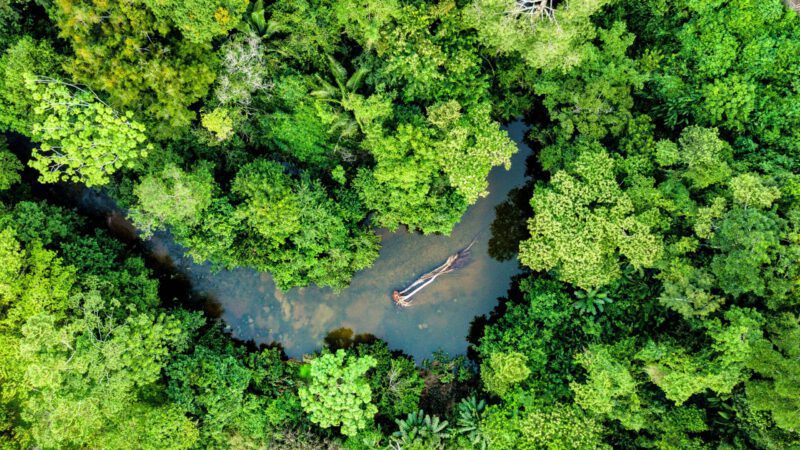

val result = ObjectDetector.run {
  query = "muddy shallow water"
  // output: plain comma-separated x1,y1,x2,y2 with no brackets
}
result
83,121,533,360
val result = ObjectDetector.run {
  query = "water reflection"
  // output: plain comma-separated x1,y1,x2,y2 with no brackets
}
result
487,182,533,262
323,328,378,351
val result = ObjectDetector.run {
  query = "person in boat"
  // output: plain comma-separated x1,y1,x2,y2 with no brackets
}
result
392,240,475,307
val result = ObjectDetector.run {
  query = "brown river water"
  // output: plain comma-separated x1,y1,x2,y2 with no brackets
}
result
81,121,533,360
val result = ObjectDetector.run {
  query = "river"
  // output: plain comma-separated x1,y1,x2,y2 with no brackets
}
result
78,121,533,361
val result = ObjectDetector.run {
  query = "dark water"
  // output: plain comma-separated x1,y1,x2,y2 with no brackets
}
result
85,121,533,360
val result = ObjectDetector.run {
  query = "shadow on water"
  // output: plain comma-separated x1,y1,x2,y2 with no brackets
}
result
465,272,531,361
147,243,225,320
323,328,378,352
27,183,228,322
30,120,536,362
75,191,227,319
487,181,534,262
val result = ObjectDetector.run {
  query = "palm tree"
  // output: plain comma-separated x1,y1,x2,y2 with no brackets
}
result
306,56,374,161
454,396,489,450
310,55,371,138
390,410,449,449
236,0,268,37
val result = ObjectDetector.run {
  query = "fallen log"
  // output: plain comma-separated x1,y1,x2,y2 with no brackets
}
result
392,240,476,307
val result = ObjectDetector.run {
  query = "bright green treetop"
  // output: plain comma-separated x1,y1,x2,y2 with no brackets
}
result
27,80,151,187
0,224,200,449
298,349,377,436
50,0,217,137
0,36,63,134
0,138,21,190
230,160,380,290
130,163,215,236
466,0,613,72
746,313,800,433
519,150,663,288
481,351,531,398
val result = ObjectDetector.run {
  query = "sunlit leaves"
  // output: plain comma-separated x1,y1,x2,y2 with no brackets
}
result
0,37,63,134
746,313,800,432
0,229,75,327
356,101,514,234
729,173,780,209
143,0,246,44
651,0,800,152
16,291,198,449
572,341,647,431
298,350,377,436
430,101,517,204
201,108,235,142
0,226,200,449
27,81,151,187
466,0,612,72
673,126,733,190
0,138,21,190
482,403,609,450
481,351,530,397
519,150,663,288
355,123,468,234
51,0,216,137
130,163,216,236
230,160,380,289
637,308,764,405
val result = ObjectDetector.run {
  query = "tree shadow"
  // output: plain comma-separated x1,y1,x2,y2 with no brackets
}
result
487,180,534,262
323,327,378,351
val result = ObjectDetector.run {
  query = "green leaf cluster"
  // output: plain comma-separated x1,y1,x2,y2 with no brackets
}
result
27,81,151,187
298,349,378,436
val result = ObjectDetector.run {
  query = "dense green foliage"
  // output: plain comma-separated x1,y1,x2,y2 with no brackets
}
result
28,80,152,186
298,349,377,436
0,194,435,448
1,0,799,448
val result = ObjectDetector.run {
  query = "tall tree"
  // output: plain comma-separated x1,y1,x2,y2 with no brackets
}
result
27,80,151,186
49,0,217,137
519,150,663,289
298,350,378,436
